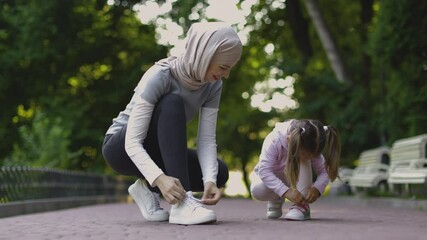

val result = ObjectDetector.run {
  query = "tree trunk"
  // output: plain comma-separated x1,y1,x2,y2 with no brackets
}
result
302,0,351,84
241,163,251,198
360,0,374,88
286,0,313,65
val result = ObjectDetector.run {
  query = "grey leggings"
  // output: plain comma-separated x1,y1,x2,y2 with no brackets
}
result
102,94,229,192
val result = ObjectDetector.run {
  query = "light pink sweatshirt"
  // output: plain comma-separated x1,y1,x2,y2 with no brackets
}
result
253,120,330,198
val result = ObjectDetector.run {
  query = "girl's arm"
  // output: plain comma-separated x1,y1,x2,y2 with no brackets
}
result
257,131,290,197
311,155,330,195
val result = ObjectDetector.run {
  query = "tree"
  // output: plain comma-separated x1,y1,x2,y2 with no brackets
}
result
370,0,427,143
1,0,166,171
239,0,379,167
2,0,426,196
302,0,351,84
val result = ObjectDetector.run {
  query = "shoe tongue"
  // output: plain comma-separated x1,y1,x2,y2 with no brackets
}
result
184,191,204,206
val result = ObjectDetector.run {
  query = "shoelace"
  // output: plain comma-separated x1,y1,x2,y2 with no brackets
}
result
183,194,204,209
153,193,163,210
143,187,163,213
290,204,309,213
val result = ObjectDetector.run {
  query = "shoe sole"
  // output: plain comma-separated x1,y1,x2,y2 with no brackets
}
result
169,214,217,225
284,217,310,221
284,215,311,221
266,212,283,219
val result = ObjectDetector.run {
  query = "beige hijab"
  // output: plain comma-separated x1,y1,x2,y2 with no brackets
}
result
156,22,243,91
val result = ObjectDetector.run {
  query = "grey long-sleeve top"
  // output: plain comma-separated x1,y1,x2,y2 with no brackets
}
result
106,64,222,186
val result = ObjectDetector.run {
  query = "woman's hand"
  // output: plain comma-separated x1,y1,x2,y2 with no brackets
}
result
201,181,221,205
306,187,320,203
153,174,186,204
283,188,307,205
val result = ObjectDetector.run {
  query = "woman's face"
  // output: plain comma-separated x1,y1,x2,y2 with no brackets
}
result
204,63,232,83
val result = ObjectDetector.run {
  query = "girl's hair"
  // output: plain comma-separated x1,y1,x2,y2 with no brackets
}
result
285,119,341,188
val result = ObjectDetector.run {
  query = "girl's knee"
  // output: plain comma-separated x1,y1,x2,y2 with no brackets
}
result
250,183,266,201
250,182,279,201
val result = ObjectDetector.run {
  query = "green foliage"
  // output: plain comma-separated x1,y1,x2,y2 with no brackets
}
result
239,0,377,168
0,0,166,169
370,0,427,143
4,112,81,169
1,0,425,188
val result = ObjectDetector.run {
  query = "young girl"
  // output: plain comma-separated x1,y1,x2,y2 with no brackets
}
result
102,22,242,225
250,119,340,221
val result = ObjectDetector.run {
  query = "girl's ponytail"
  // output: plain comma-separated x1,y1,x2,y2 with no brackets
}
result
286,119,341,186
323,125,341,182
286,127,303,189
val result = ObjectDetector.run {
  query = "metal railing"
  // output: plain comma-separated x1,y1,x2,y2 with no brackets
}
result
0,166,131,202
0,166,133,217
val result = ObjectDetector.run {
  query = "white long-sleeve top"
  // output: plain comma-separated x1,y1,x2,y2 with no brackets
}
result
106,65,222,186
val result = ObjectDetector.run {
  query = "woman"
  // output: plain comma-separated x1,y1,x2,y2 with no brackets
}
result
102,22,242,225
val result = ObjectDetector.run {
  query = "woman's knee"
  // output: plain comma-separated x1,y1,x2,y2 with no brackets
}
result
217,160,229,188
157,94,185,115
102,134,142,177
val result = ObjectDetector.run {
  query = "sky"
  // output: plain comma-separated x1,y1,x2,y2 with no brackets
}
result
131,0,256,56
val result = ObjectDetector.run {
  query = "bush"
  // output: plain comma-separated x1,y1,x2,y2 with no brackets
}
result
4,112,82,169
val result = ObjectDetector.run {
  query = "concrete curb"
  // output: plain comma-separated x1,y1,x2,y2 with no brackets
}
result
324,195,427,210
0,195,127,218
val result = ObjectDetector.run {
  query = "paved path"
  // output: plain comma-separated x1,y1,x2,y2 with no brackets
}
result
1,197,426,240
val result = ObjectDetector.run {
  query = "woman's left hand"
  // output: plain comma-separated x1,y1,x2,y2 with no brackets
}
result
201,181,221,205
306,187,321,203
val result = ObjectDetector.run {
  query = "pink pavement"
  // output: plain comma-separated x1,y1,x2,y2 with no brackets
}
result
0,197,426,240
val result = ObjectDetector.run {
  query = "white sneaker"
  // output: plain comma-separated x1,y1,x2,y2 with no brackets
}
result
284,204,311,221
169,191,217,225
266,200,283,219
128,179,169,222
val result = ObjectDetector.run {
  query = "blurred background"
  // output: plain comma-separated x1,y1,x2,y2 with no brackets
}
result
1,0,426,198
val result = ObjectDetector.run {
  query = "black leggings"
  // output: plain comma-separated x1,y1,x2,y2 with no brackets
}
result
102,94,229,192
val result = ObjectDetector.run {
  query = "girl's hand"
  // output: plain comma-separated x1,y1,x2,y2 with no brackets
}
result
283,188,307,205
154,174,186,204
201,181,221,205
306,187,320,203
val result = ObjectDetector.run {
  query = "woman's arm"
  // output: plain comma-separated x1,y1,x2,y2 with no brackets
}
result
125,96,186,204
124,96,164,186
196,107,219,185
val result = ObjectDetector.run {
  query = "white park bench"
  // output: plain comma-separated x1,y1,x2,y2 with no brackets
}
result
387,134,427,194
329,167,354,195
349,146,390,193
